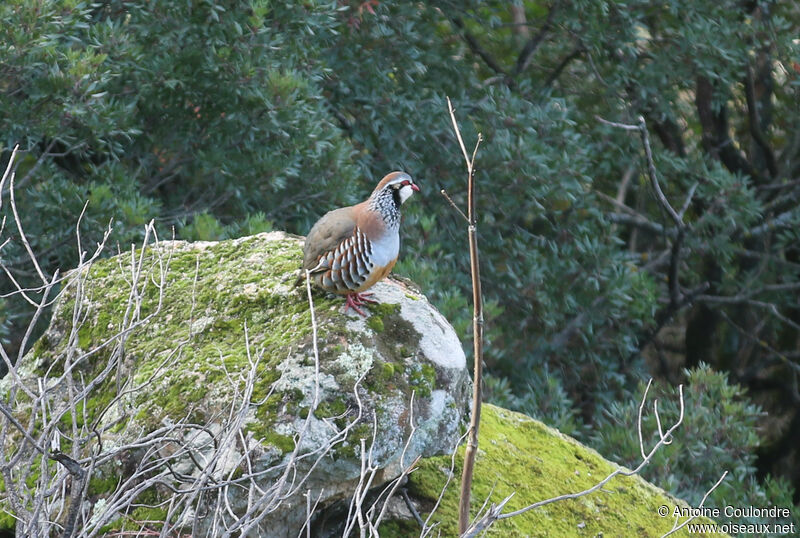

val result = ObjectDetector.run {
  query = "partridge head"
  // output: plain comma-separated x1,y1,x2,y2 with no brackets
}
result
301,171,420,316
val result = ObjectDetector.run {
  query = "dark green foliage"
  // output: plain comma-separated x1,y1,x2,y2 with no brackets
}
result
484,370,584,437
315,0,800,509
0,0,360,261
592,365,800,527
2,0,799,519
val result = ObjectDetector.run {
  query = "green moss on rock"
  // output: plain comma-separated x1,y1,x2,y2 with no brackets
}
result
88,474,119,496
365,303,401,334
366,315,384,333
408,363,436,398
261,431,296,453
315,399,347,419
339,422,376,459
0,511,15,531
29,234,333,447
0,475,14,530
370,302,401,318
389,404,719,537
103,505,168,533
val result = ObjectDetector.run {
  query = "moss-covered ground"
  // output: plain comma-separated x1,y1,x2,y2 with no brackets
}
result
387,404,719,537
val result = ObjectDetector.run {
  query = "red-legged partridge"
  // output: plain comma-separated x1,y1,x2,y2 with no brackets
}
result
302,171,420,316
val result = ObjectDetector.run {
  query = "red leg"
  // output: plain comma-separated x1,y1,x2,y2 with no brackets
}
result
343,292,381,316
344,293,367,316
353,291,378,304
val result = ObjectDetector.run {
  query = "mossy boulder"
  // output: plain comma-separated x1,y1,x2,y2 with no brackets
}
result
2,230,717,536
379,404,719,537
3,231,469,535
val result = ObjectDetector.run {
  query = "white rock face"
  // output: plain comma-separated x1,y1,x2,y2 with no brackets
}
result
347,280,467,371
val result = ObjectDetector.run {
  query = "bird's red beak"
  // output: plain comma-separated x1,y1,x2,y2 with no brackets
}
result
411,183,420,192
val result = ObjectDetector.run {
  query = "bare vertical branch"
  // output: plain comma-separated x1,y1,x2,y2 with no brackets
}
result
444,96,485,536
0,144,19,211
597,115,688,309
637,378,653,460
635,116,682,227
305,269,321,410
7,148,48,286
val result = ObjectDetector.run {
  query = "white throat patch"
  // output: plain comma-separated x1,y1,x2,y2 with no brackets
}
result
397,184,416,204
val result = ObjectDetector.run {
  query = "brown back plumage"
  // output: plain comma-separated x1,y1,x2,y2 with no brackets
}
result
302,203,362,272
300,171,418,296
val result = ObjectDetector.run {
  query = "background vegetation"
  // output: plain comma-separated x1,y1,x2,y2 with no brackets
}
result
2,0,799,521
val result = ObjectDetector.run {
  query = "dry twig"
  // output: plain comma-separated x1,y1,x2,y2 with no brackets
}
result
442,96,485,535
